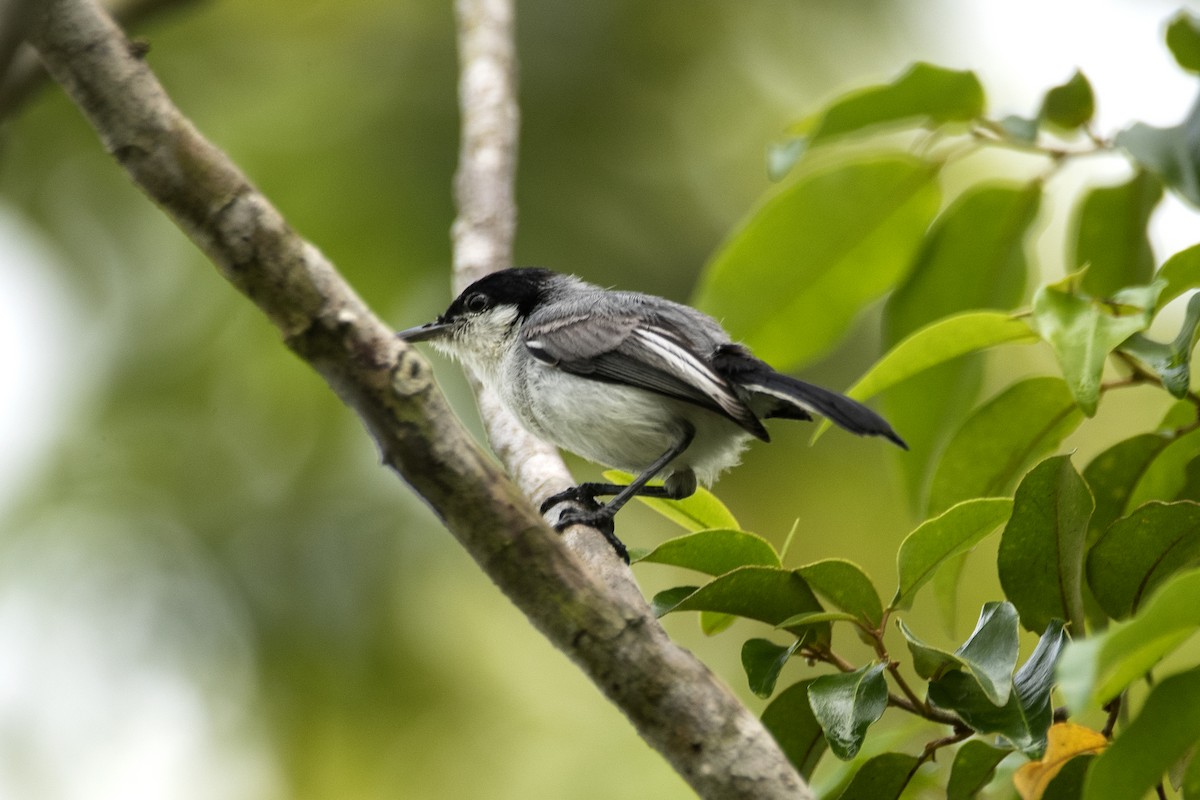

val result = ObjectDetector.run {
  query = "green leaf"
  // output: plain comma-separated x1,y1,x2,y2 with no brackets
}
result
812,311,1039,444
882,183,1041,504
1168,11,1200,74
633,528,780,574
833,752,921,800
1057,568,1200,712
796,559,883,627
998,455,1093,633
891,497,1014,611
1083,667,1200,800
900,601,1020,705
1040,70,1095,130
1120,292,1200,397
1083,433,1174,544
1127,427,1200,510
1044,755,1096,800
807,663,889,761
947,740,1012,800
852,312,1037,405
1116,92,1200,208
775,611,860,628
1031,275,1161,416
1000,114,1040,144
927,377,1084,515
653,566,828,638
1071,171,1161,297
1157,243,1200,310
930,619,1066,756
1071,170,1162,298
803,62,984,149
699,611,736,636
761,680,827,779
886,184,1041,342
651,586,699,617
695,155,940,371
1087,501,1200,619
742,638,801,699
604,470,741,532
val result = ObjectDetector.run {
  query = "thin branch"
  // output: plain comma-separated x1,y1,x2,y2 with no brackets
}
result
29,2,810,797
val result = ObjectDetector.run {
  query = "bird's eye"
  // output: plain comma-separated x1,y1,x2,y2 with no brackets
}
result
465,293,489,312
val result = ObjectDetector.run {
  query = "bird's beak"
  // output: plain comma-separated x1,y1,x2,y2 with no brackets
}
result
397,320,452,342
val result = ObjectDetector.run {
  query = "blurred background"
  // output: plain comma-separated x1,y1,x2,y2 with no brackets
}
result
0,0,1195,798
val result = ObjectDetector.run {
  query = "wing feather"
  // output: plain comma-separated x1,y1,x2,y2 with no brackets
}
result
522,307,766,439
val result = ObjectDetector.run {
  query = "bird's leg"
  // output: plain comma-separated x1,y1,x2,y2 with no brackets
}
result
541,425,696,563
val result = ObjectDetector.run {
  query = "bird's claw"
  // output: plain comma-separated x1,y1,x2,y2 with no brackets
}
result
546,502,629,564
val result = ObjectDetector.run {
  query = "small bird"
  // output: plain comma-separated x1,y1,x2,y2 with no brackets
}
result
399,268,905,561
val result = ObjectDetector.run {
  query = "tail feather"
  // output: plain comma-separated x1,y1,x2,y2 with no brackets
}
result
711,343,907,448
745,373,906,449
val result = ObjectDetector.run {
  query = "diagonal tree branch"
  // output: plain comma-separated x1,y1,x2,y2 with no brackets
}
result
27,1,810,797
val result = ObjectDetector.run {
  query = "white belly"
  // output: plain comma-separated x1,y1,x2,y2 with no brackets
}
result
503,356,752,487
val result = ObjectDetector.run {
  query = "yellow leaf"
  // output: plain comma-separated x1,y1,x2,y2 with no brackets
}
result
1014,722,1108,800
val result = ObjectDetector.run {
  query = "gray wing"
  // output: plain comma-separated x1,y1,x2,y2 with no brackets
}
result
521,295,768,439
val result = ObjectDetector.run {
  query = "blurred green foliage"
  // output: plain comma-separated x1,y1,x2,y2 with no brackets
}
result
14,1,1200,798
0,1,920,798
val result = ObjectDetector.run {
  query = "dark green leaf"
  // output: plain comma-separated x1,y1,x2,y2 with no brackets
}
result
695,156,940,371
1083,667,1200,800
892,497,1013,611
1120,292,1200,397
929,619,1065,756
775,610,860,628
1040,70,1095,130
947,740,1012,799
761,680,827,779
655,566,827,638
808,663,889,761
796,559,883,627
1168,11,1200,74
651,586,699,617
1031,275,1161,416
1043,754,1095,800
1116,92,1200,208
805,62,984,148
634,528,780,574
1070,170,1162,297
883,183,1041,502
900,601,1020,705
742,638,801,698
927,378,1084,515
1087,501,1200,619
1157,243,1200,310
834,752,921,800
605,470,741,532
998,455,1093,633
1058,569,1200,712
1083,433,1173,544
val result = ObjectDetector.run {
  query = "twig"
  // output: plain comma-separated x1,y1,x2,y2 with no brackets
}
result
29,1,810,797
1102,694,1122,739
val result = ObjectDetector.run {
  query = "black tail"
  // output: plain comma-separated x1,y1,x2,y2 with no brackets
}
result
713,346,906,449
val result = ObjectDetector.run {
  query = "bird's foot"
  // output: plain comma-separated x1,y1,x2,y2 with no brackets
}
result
539,484,602,515
554,506,628,564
